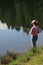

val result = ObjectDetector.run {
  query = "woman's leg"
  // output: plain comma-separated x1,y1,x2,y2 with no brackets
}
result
32,36,38,48
33,40,36,48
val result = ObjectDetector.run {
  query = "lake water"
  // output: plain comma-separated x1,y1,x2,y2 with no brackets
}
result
0,25,43,55
0,1,43,56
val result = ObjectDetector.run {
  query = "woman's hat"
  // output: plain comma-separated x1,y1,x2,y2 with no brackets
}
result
31,20,36,24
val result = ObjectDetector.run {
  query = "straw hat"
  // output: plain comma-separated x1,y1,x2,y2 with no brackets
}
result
31,20,36,24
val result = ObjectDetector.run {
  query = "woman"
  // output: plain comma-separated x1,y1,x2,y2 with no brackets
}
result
29,20,41,48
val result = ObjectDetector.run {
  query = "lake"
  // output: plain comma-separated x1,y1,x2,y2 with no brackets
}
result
0,22,43,55
0,1,43,56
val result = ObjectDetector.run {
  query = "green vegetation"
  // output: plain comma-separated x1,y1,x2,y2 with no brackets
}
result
0,46,43,65
0,0,43,29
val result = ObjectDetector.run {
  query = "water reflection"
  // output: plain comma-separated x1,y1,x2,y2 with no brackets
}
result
0,20,8,30
0,27,31,55
0,25,43,55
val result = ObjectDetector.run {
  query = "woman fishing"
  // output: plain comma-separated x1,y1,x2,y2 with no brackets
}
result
29,20,41,48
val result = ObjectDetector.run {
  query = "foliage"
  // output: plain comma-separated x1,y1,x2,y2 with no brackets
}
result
0,51,18,65
0,0,43,30
0,46,43,65
8,46,43,65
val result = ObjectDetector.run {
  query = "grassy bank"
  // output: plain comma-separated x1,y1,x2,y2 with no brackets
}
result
8,46,43,65
0,46,43,65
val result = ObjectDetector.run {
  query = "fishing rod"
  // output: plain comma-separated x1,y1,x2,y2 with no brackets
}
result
14,25,30,35
14,25,29,30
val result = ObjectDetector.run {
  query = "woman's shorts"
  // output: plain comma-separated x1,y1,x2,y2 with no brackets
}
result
32,35,38,43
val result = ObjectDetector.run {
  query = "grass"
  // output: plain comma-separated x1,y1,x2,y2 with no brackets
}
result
0,46,43,65
7,46,43,65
